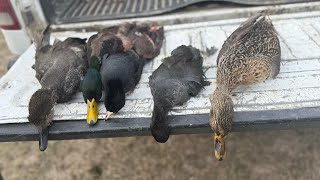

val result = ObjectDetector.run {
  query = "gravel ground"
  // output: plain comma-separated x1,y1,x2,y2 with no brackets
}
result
0,33,320,180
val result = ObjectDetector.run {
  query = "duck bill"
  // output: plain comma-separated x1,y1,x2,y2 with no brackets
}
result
86,99,98,126
39,128,49,151
214,134,226,161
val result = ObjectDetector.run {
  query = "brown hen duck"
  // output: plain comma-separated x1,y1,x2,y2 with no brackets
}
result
209,13,281,161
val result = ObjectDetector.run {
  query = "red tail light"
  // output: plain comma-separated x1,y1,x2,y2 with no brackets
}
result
0,0,20,30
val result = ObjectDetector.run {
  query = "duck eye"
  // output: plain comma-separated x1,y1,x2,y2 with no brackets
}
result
93,105,95,108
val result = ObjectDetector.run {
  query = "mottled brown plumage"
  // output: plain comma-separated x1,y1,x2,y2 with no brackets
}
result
209,13,281,160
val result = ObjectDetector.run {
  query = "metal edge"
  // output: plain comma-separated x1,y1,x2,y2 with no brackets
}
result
50,1,320,31
0,106,319,142
52,0,319,24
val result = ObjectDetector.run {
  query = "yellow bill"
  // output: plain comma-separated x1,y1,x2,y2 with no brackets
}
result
86,98,98,126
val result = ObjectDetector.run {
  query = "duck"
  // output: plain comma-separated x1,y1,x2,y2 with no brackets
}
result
85,23,164,120
126,23,164,60
149,45,208,143
100,48,145,120
92,23,164,60
209,12,281,161
82,34,124,126
28,26,87,151
80,56,102,126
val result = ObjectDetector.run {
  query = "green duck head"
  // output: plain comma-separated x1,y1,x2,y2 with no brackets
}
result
82,56,103,126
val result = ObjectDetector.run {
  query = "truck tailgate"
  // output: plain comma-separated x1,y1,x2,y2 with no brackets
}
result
0,11,320,141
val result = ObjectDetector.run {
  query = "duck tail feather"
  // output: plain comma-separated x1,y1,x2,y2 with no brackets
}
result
36,25,51,51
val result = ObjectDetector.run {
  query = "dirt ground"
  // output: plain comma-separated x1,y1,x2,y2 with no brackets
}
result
1,33,320,180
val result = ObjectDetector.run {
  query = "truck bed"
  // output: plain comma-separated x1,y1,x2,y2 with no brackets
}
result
0,11,320,141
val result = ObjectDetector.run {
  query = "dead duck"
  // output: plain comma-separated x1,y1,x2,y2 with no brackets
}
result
100,48,145,120
126,23,164,60
82,34,123,126
80,56,102,126
85,23,164,121
98,22,164,60
149,45,208,143
28,26,87,151
209,13,281,160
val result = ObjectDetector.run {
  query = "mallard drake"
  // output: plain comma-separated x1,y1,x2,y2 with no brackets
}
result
209,13,281,160
81,56,102,126
28,26,87,151
100,49,145,120
149,45,208,143
84,28,126,126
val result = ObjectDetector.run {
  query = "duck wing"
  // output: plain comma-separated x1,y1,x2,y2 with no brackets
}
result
150,45,205,105
217,13,264,64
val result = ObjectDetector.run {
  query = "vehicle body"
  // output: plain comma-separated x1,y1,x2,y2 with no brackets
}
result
0,0,320,141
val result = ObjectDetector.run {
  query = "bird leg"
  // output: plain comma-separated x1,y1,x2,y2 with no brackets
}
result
143,32,156,50
126,90,134,96
149,25,158,32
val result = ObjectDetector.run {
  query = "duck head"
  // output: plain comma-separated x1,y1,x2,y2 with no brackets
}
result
104,79,125,120
209,86,234,161
28,89,56,151
83,56,102,126
100,35,124,58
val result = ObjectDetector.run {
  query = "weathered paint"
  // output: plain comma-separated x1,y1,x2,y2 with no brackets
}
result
0,12,320,126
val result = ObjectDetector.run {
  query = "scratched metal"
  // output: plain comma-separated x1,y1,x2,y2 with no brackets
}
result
1,12,320,124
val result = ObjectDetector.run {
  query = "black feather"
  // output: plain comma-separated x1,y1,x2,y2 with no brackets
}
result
149,45,206,143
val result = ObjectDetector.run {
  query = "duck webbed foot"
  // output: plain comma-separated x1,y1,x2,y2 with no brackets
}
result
39,128,49,151
149,25,158,32
125,90,134,96
105,111,114,121
213,133,226,161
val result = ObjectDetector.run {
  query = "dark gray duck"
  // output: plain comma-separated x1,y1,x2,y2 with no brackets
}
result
149,45,208,143
100,48,145,120
28,26,87,151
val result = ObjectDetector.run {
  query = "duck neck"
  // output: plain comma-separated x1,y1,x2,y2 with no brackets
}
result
216,84,230,95
151,103,170,127
89,56,100,70
104,79,125,113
